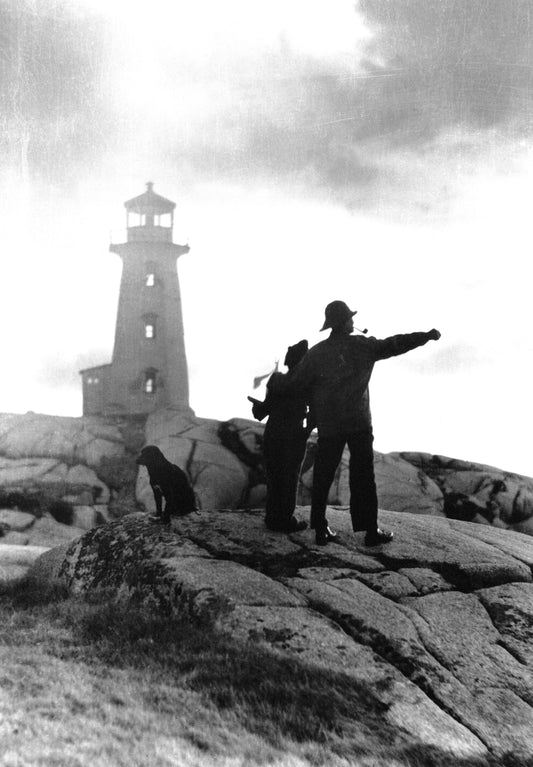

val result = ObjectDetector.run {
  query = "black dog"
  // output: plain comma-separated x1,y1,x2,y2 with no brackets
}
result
136,445,197,523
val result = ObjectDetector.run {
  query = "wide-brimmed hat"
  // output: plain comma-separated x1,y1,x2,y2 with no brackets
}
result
320,300,357,331
284,339,308,368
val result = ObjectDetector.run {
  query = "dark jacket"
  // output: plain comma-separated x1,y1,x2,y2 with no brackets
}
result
254,372,310,439
278,330,434,436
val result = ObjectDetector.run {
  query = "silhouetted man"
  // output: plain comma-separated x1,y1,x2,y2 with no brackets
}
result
274,301,441,546
249,340,311,533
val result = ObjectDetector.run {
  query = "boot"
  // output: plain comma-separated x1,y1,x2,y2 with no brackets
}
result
315,526,339,546
364,528,393,546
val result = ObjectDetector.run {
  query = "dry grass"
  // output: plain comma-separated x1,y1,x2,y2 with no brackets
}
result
0,579,518,767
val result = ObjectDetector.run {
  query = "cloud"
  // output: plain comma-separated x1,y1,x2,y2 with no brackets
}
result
3,0,532,213
359,0,533,136
152,0,533,211
0,1,112,186
400,343,489,375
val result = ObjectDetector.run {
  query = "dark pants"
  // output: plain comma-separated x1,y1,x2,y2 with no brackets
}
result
263,431,308,527
310,428,378,533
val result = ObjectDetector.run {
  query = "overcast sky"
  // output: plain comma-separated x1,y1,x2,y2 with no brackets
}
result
1,0,533,475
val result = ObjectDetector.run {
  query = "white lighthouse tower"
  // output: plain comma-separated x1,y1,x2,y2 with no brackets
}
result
80,182,193,416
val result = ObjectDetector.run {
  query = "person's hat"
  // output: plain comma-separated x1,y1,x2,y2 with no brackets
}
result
320,300,357,331
284,339,308,368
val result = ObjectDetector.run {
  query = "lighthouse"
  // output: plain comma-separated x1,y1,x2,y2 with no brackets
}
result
80,183,193,416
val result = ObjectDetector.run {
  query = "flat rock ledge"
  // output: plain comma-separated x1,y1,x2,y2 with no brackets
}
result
29,507,533,763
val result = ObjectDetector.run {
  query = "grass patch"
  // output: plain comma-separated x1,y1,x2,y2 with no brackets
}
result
74,597,388,745
0,581,517,767
1,575,71,608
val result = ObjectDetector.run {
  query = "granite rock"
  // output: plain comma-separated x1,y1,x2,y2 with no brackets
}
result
29,505,533,762
0,544,50,589
0,413,125,468
396,452,533,533
0,509,35,532
23,516,86,549
137,411,257,511
4,413,533,544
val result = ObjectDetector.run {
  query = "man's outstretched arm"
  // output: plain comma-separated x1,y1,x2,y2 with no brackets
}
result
368,329,441,361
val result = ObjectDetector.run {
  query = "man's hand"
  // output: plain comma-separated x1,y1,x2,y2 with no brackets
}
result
248,395,269,421
428,329,441,341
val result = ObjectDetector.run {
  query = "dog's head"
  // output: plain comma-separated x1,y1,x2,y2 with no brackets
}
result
136,445,166,468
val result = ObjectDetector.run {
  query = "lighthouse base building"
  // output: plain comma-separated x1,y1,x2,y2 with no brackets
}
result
80,183,194,417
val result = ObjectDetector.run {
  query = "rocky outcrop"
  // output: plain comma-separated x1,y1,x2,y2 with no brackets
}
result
297,443,445,516
0,413,141,547
141,410,448,516
0,410,268,547
0,413,126,467
0,413,134,519
29,506,533,762
395,452,533,534
0,506,87,551
0,457,110,503
136,411,264,512
1,411,533,547
142,410,533,536
0,544,50,589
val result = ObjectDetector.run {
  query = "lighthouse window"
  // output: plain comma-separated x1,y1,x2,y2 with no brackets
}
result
145,323,155,339
145,262,156,287
158,212,172,228
144,372,156,394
